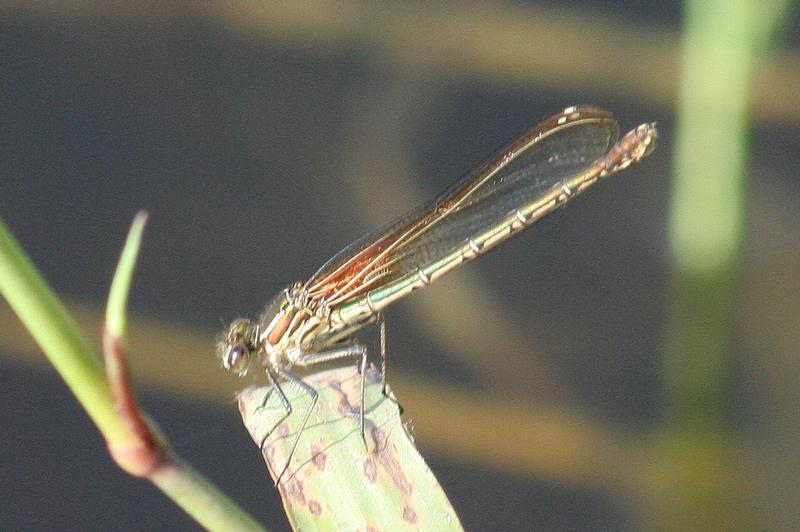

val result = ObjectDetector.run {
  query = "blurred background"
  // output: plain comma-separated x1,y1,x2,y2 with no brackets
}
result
1,1,799,530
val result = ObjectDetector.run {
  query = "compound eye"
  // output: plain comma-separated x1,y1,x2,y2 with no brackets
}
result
227,319,251,342
223,343,250,375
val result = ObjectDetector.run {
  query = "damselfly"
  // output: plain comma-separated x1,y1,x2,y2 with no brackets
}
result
218,106,657,482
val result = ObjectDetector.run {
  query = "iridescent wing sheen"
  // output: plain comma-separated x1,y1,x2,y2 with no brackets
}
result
305,106,652,311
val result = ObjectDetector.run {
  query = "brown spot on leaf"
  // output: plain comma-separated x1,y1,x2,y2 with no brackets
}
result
311,444,327,471
372,427,412,497
365,365,380,382
263,443,276,463
403,505,418,524
277,423,290,438
281,476,306,505
363,457,377,483
309,500,322,516
338,396,355,415
323,376,357,415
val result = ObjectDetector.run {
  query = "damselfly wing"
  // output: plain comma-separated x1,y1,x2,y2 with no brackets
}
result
218,106,657,483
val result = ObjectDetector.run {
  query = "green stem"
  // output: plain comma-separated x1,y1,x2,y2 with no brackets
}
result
667,0,792,430
0,218,123,438
658,0,793,528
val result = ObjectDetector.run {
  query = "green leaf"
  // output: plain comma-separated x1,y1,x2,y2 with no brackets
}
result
106,211,148,338
0,217,115,433
238,365,463,531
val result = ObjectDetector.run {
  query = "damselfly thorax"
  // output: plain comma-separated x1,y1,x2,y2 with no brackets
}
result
217,105,658,483
220,282,373,374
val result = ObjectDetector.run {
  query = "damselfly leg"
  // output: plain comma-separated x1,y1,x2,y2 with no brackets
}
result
257,368,318,485
297,344,369,444
259,344,369,484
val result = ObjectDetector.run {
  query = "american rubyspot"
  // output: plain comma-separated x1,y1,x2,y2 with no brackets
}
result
218,105,657,482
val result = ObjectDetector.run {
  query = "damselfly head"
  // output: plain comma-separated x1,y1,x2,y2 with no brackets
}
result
217,318,258,376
